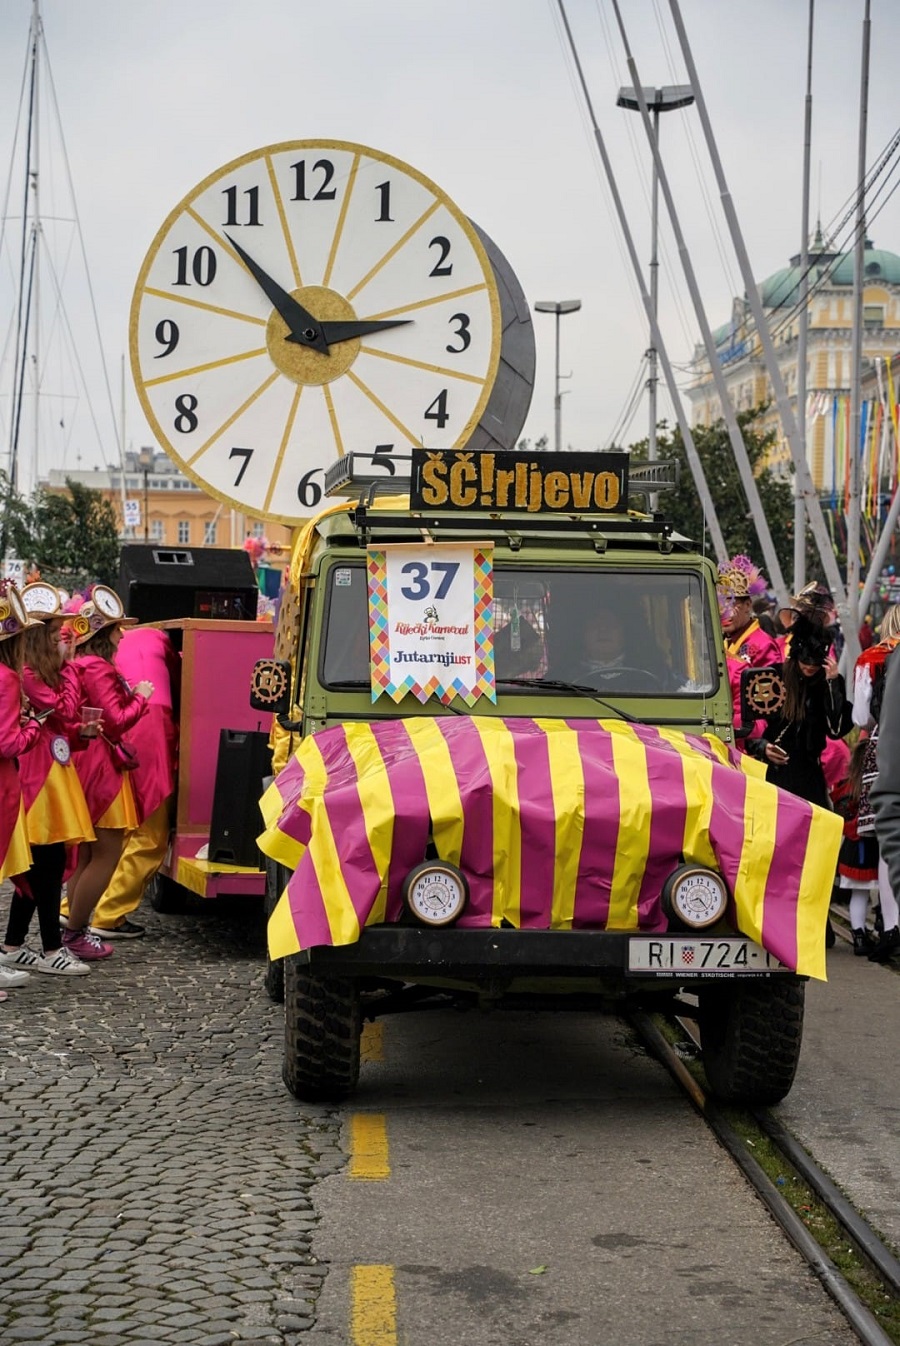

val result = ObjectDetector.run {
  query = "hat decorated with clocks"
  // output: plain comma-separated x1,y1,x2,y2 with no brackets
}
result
0,578,42,642
21,581,66,622
70,585,138,645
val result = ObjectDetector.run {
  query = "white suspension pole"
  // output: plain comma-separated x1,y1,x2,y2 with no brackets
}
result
846,0,872,671
555,0,728,562
666,0,847,619
794,0,815,595
610,0,788,604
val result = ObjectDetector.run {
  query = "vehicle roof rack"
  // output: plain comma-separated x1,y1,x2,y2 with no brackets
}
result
345,502,673,549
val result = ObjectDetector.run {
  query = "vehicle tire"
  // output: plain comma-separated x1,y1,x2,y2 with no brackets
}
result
263,859,287,1004
698,979,805,1106
146,872,188,914
283,959,361,1103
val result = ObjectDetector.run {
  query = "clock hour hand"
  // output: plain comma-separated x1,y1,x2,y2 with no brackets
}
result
224,233,328,354
318,318,413,345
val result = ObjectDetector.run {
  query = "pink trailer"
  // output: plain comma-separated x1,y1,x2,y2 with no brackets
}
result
156,618,273,903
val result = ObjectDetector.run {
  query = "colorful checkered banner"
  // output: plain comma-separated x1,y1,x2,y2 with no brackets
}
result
367,543,495,706
259,717,843,981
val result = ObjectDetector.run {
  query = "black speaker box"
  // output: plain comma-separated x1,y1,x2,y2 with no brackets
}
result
208,729,273,867
117,545,259,624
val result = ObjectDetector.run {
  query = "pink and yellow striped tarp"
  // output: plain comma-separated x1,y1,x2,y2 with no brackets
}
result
259,718,842,980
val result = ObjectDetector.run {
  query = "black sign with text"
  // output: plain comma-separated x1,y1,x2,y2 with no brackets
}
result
410,449,629,515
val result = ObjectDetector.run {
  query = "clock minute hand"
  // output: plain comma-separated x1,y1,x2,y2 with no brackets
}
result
319,318,413,345
224,233,328,354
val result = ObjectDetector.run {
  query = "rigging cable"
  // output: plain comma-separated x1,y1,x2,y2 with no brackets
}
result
591,0,697,358
40,25,126,499
650,0,741,302
604,355,648,447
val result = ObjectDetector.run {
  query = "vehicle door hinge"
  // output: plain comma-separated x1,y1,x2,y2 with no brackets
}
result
306,690,327,720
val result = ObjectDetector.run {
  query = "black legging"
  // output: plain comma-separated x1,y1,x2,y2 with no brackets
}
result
5,843,67,953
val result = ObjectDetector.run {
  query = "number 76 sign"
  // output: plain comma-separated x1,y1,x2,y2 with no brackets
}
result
367,544,495,705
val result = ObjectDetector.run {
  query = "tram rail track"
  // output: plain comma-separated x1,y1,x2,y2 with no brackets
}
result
630,1009,900,1346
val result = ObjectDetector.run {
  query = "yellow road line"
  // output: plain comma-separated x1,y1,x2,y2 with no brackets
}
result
360,1021,385,1062
351,1264,397,1345
349,1114,390,1180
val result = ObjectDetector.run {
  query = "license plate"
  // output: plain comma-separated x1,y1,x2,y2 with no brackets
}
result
628,936,788,977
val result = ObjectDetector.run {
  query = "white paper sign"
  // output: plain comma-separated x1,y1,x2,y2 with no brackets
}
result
2,557,25,583
123,499,141,528
368,543,495,706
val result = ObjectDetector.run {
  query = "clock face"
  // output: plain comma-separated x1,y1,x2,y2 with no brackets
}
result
130,140,504,525
91,585,123,619
21,582,61,618
670,869,727,929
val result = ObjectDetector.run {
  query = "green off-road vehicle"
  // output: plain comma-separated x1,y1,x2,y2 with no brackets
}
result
255,447,824,1107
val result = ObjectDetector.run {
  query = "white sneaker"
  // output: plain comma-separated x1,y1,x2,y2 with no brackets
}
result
0,966,30,987
34,948,90,977
0,945,39,969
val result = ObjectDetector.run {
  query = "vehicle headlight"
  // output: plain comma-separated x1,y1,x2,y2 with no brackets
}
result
662,864,729,930
402,861,469,927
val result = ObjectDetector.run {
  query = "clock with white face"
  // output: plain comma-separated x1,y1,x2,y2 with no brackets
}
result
130,140,504,524
91,584,124,619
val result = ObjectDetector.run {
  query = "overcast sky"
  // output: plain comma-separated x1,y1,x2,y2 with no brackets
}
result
1,0,898,498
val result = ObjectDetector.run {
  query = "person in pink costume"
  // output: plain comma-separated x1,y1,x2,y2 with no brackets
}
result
62,587,153,960
0,579,43,997
89,626,180,938
1,583,94,977
717,556,781,742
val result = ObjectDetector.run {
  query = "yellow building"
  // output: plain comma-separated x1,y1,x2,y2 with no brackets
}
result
45,450,293,558
687,234,900,490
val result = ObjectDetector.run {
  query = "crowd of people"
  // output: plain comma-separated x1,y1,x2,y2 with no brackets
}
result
720,557,900,964
0,578,177,1001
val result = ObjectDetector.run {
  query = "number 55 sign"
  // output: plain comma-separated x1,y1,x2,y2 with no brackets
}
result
367,544,495,705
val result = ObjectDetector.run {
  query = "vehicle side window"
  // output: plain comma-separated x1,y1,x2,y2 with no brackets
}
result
321,566,370,685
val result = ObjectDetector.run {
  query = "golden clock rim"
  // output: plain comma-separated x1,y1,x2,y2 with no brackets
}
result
129,138,503,525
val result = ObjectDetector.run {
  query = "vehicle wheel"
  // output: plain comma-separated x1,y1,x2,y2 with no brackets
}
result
283,959,361,1103
263,859,287,1004
146,872,188,914
698,979,805,1106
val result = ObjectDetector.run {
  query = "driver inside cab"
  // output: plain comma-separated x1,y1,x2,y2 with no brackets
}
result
572,608,660,692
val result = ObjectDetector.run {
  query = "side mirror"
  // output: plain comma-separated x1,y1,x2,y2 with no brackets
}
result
250,659,292,715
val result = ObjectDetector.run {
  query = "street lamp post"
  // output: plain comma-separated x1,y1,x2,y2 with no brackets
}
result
533,299,581,452
616,85,694,461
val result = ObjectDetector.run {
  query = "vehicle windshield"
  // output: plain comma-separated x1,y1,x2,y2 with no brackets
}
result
321,563,718,697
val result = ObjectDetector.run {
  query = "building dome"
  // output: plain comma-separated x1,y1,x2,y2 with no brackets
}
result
758,240,900,308
830,246,900,286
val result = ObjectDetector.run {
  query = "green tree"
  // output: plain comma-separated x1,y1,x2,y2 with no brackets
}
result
3,476,120,589
628,407,810,581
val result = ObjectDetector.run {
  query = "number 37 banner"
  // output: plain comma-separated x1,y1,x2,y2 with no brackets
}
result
367,544,495,706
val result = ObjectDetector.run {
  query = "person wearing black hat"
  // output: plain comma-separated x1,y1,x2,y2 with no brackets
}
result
745,614,853,808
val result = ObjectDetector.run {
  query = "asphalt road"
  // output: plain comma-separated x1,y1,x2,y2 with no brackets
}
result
2,884,884,1346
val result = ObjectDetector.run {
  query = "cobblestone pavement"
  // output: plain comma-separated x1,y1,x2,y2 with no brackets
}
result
0,884,345,1346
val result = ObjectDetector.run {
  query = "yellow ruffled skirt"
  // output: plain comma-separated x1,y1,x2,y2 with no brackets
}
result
95,773,140,831
25,760,96,847
0,796,33,882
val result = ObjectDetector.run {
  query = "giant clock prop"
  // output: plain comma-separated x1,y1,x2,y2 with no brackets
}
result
130,139,533,525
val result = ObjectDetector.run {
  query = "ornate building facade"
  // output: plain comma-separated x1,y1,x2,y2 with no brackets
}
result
687,234,900,491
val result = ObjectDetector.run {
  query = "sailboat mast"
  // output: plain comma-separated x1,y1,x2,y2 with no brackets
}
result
31,0,41,487
7,1,40,499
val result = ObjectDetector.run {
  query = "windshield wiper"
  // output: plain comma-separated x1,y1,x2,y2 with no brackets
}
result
495,677,644,724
